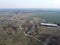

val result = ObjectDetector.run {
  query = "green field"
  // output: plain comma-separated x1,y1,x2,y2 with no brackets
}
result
31,12,60,23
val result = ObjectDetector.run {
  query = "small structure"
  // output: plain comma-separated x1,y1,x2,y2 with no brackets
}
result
41,23,58,27
29,20,34,24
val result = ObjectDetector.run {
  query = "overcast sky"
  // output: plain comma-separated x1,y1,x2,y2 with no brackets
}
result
0,0,60,9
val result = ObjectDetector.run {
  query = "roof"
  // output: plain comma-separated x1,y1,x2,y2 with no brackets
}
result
41,23,58,27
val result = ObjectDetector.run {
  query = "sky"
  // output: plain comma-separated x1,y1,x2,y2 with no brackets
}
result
0,0,60,9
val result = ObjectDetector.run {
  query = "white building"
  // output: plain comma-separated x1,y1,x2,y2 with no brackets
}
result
41,23,58,27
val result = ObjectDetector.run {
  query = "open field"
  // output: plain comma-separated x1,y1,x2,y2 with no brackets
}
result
0,9,60,45
30,12,60,23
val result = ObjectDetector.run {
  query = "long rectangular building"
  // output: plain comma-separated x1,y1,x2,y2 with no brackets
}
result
41,23,58,27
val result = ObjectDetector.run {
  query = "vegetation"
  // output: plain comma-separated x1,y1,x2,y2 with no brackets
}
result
30,12,60,23
0,9,60,45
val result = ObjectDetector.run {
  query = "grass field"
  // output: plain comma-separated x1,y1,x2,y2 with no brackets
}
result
31,12,60,23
